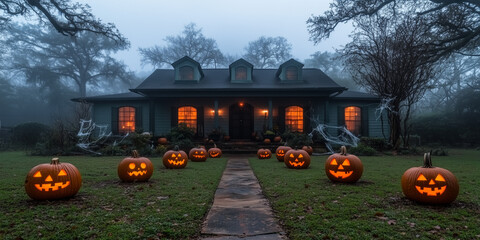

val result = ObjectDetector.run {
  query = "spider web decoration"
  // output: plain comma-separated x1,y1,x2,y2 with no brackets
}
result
309,124,360,154
375,97,396,120
76,119,112,154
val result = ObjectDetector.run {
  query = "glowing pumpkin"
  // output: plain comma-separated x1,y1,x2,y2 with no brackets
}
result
401,152,459,204
25,158,82,200
302,146,313,155
189,147,208,162
275,145,292,162
208,144,222,158
325,146,363,183
163,146,188,169
284,149,310,169
257,148,272,159
118,150,154,182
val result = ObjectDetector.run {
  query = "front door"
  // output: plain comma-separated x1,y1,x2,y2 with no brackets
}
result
229,103,254,139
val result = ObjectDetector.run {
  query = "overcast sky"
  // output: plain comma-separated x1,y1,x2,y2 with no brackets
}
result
78,0,352,72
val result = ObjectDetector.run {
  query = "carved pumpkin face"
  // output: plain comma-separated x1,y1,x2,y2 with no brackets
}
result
284,149,310,169
257,148,272,159
163,146,188,169
325,146,363,183
118,150,154,182
189,147,208,162
208,145,222,158
275,146,292,162
25,158,82,200
401,153,459,204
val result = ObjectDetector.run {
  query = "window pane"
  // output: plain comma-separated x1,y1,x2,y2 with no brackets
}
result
285,106,303,132
345,106,361,136
178,106,197,131
180,66,194,80
119,107,135,134
286,66,298,80
236,67,247,80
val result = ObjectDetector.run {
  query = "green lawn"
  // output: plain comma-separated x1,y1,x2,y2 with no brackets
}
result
0,152,227,239
249,149,480,240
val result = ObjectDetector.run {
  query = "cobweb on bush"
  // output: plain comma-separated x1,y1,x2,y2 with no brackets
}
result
77,119,111,154
309,124,360,154
375,97,396,120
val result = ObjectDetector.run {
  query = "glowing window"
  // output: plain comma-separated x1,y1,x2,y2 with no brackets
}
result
285,106,303,132
286,66,298,80
119,107,135,134
345,106,361,136
178,106,197,131
236,67,247,80
179,66,194,80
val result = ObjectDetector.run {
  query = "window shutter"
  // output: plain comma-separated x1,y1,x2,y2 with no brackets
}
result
171,106,178,128
197,106,204,137
135,106,143,132
361,106,369,137
278,106,285,133
111,107,119,135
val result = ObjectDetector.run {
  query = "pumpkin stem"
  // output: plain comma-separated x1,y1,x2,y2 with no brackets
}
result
51,158,60,165
132,150,139,158
214,143,217,148
174,145,180,151
423,152,433,168
339,146,347,155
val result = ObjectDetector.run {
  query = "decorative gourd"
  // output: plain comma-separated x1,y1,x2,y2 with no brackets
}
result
208,144,222,158
163,145,188,169
401,152,459,204
25,158,82,200
118,150,154,182
275,145,292,162
189,147,208,162
284,149,310,169
325,146,363,183
302,146,313,155
257,148,272,159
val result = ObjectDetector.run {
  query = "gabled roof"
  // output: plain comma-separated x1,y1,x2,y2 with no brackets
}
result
333,90,380,101
171,56,204,78
72,92,145,102
229,58,254,69
276,58,304,77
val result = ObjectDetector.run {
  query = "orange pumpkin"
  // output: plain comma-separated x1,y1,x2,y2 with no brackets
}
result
302,146,313,155
158,137,168,145
263,138,271,144
118,150,154,182
208,144,222,158
401,152,459,204
273,136,282,142
325,146,363,183
284,149,310,169
257,148,272,159
189,147,208,162
275,145,292,162
163,146,188,169
25,158,82,200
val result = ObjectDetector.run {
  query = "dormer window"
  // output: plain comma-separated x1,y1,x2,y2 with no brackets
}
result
235,67,247,80
286,66,298,80
180,66,194,80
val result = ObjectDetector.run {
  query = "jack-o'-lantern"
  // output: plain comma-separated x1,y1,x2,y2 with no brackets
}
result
25,158,82,200
118,150,154,182
275,145,292,162
325,146,363,183
302,146,313,155
401,152,459,204
284,149,310,169
257,148,272,159
163,146,188,169
189,147,208,162
208,144,222,158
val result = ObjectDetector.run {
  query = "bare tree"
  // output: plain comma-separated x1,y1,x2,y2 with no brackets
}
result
5,24,133,97
0,0,126,43
308,0,480,59
243,36,292,69
139,23,225,68
342,15,437,149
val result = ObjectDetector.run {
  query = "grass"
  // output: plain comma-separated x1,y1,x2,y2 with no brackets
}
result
0,152,227,239
249,149,480,240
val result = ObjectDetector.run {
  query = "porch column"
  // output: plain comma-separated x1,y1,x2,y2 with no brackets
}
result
268,99,273,129
214,99,219,128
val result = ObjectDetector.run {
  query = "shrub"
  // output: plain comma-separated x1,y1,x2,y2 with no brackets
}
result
12,122,51,149
281,130,313,148
360,137,387,151
349,144,376,156
167,123,194,152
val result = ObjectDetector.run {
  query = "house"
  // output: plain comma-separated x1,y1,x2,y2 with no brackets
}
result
74,56,388,141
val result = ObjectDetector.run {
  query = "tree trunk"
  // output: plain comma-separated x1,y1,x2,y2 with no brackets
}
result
388,106,402,150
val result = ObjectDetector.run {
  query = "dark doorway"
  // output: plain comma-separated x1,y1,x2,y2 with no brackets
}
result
229,103,254,139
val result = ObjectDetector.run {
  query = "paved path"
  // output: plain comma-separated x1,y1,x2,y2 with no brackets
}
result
201,157,286,240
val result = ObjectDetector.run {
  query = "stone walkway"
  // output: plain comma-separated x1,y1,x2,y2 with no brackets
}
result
201,156,286,240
